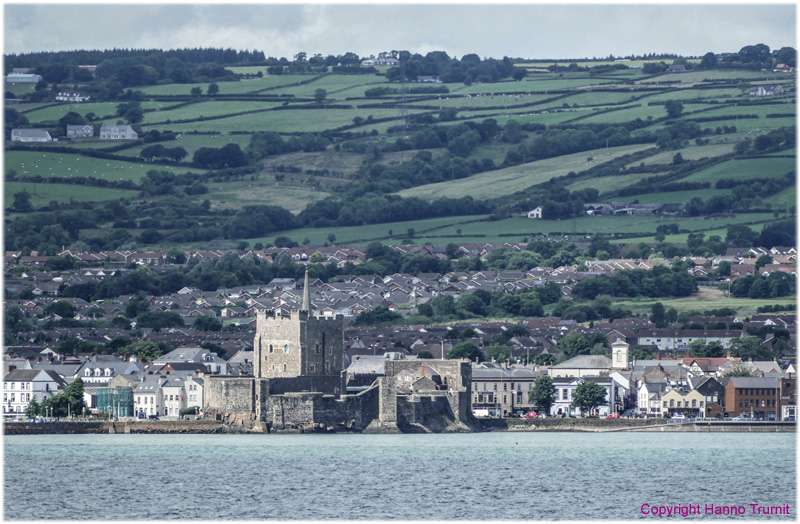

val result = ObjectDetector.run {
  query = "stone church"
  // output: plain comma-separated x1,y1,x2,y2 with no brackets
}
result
205,272,475,433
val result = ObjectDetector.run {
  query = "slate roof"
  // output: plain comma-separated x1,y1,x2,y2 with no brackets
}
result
550,355,612,369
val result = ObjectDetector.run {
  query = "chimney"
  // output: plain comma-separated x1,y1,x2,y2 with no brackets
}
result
726,351,731,359
657,352,661,360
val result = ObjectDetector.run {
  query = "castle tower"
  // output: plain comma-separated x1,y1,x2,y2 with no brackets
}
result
611,338,630,370
253,267,344,387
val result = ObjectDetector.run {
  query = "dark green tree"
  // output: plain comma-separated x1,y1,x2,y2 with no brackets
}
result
447,342,485,362
529,375,556,414
571,380,607,416
207,82,219,96
664,100,684,118
25,396,40,418
651,302,667,328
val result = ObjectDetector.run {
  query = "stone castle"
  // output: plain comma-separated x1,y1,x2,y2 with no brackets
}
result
205,272,475,433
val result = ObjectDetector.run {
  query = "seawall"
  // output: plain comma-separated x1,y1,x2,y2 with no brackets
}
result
4,419,795,435
3,420,226,435
480,418,796,432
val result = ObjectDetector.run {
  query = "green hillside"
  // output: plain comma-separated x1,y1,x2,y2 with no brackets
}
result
4,46,795,255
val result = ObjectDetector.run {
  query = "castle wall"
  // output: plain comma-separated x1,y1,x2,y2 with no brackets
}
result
262,387,379,431
253,310,344,383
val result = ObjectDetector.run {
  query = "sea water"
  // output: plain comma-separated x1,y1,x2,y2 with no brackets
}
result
3,432,795,520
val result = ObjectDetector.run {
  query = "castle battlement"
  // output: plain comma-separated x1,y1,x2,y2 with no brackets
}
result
256,309,344,322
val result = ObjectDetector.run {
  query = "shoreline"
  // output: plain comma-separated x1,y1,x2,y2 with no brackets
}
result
3,419,795,435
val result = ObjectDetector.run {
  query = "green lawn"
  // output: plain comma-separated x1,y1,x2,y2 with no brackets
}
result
396,144,655,201
5,181,139,207
5,150,206,183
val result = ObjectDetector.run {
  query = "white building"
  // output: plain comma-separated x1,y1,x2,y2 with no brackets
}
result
133,376,163,418
11,129,52,143
3,369,66,419
99,125,138,140
161,378,185,418
527,207,543,219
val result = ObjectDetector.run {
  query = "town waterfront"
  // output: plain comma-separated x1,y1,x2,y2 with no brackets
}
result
4,432,795,520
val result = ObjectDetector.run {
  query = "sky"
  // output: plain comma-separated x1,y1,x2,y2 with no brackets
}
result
2,2,797,60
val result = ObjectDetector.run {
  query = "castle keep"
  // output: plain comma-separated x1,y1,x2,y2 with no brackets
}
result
205,272,474,433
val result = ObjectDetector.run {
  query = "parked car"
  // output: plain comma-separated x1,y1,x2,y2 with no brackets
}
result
148,415,160,421
523,412,538,419
605,413,620,419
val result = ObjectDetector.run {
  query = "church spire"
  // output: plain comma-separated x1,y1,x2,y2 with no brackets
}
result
302,269,310,311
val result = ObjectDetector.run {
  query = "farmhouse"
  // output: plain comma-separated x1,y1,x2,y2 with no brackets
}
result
66,125,94,138
527,207,543,219
99,125,138,140
7,73,43,83
11,129,52,143
749,85,785,97
666,64,686,73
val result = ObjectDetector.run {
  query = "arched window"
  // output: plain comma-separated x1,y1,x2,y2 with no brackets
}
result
692,399,697,407
269,344,273,353
283,364,287,372
670,399,675,407
284,344,289,354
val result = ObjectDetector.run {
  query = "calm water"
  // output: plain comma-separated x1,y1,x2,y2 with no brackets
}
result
3,432,796,520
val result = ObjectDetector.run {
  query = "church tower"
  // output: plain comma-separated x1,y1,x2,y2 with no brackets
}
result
611,338,630,370
252,270,344,384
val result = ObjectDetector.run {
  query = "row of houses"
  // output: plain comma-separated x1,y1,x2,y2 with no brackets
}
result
9,125,138,143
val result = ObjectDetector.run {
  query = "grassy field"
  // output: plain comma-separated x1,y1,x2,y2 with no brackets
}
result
5,181,140,207
132,100,283,125
5,150,206,182
19,101,166,123
615,287,796,315
267,75,388,97
396,144,655,201
202,177,332,214
407,92,551,110
119,133,253,158
681,157,796,185
139,107,417,134
134,75,314,95
240,211,787,249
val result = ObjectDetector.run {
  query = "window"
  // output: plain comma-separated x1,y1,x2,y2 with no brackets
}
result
269,344,273,353
493,384,498,391
284,344,289,354
761,400,766,407
283,364,287,372
663,401,667,408
669,400,674,407
316,344,319,354
309,365,315,372
692,399,697,408
504,383,507,391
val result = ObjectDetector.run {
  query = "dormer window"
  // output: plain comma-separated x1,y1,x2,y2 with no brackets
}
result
105,369,112,377
85,369,91,377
